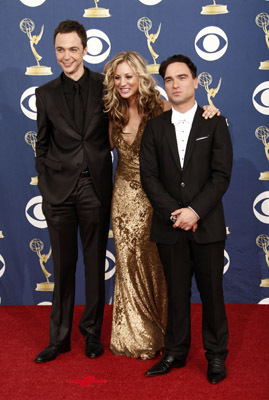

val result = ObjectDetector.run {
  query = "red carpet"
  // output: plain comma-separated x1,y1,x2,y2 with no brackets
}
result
0,304,268,400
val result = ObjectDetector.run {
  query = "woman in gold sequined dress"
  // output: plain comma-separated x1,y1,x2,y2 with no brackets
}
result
103,51,219,359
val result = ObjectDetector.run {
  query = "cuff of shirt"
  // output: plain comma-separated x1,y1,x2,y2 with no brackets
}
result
188,206,200,220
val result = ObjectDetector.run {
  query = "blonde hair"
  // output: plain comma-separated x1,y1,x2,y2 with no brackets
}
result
103,51,163,132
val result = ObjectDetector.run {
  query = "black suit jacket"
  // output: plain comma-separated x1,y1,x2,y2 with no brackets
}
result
35,68,112,207
140,106,233,245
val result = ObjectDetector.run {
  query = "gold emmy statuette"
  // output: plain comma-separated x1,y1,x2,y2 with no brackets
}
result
255,126,269,180
83,0,111,18
0,231,4,239
20,18,52,75
256,234,269,287
25,131,38,185
30,238,54,291
201,0,229,15
256,13,269,70
137,17,161,74
198,72,222,108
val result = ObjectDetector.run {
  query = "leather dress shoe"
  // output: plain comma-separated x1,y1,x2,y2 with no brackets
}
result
34,343,71,363
207,358,226,384
146,353,186,377
85,335,104,358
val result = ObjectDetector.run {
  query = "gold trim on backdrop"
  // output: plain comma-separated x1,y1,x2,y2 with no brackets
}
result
137,17,161,74
83,0,111,18
25,131,38,185
29,239,54,292
255,126,269,180
198,72,222,107
20,18,52,75
256,13,269,70
256,235,269,287
201,0,229,15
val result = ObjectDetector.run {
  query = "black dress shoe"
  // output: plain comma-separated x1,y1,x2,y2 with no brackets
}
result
207,358,226,384
146,353,186,377
85,335,104,358
34,343,71,363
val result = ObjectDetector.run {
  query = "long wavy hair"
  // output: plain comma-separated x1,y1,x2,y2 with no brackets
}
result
103,51,163,132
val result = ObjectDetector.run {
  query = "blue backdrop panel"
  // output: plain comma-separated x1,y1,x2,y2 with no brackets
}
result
0,0,269,305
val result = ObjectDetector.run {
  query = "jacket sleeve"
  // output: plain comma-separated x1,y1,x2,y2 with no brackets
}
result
35,88,51,174
189,116,233,219
140,120,180,222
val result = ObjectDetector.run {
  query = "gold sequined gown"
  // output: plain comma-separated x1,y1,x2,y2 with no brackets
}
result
110,125,167,358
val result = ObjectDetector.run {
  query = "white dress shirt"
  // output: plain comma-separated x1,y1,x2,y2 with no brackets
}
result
171,102,199,219
171,102,197,168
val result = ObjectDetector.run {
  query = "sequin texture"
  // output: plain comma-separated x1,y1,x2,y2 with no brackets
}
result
110,125,167,358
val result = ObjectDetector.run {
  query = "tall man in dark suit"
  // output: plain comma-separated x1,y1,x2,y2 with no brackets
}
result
34,20,112,363
140,54,233,383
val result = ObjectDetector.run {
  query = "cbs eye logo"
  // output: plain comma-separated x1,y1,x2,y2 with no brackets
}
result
138,0,163,4
105,250,115,280
195,26,228,61
0,255,6,279
25,196,47,229
252,82,269,116
253,191,269,224
84,29,111,64
20,87,37,120
224,250,230,274
20,0,46,6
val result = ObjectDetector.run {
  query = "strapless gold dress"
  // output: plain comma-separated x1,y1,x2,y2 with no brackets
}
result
110,126,167,358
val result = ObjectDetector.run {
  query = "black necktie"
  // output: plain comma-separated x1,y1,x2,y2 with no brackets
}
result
73,82,84,133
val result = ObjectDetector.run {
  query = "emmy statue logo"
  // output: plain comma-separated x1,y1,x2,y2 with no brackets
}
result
255,126,269,180
83,0,111,18
25,131,38,185
0,231,4,239
201,0,229,15
226,227,230,235
20,18,53,76
256,234,269,287
30,238,54,291
137,17,161,74
198,72,222,107
255,13,269,70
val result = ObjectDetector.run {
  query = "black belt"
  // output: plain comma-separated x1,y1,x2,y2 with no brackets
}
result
79,169,91,177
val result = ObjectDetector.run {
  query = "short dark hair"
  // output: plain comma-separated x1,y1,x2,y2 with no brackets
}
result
159,54,197,79
53,20,87,48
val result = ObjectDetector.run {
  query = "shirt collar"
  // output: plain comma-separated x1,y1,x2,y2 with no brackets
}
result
171,102,197,126
62,68,88,93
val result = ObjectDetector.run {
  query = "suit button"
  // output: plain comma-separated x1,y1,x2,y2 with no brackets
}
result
181,182,185,188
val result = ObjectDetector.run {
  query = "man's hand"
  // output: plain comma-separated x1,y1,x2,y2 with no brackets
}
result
171,208,199,231
202,105,221,119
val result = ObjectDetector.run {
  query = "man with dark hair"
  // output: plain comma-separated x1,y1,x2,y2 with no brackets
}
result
34,20,112,363
140,54,232,383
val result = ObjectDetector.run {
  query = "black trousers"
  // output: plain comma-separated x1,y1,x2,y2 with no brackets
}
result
42,176,110,347
157,231,229,361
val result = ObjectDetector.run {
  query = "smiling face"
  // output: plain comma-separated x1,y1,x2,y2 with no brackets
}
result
54,31,87,81
114,61,139,102
164,62,198,112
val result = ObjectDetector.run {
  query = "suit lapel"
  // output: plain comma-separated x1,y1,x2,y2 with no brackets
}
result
183,106,206,171
84,69,103,134
163,110,182,173
52,74,78,131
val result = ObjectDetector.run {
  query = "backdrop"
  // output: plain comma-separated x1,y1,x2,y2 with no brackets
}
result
0,0,269,306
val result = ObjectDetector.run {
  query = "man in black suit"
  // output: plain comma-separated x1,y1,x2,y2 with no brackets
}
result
140,54,233,383
34,20,112,363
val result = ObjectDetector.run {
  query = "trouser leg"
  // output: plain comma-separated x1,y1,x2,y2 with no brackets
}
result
42,198,78,347
191,240,229,361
